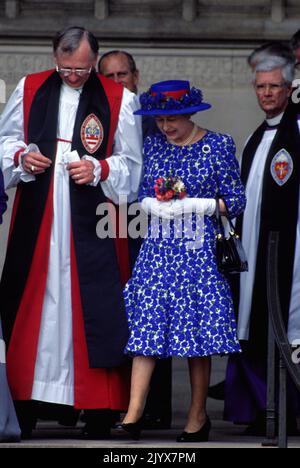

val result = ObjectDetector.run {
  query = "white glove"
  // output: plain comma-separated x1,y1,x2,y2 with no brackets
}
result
141,197,216,219
170,198,216,217
141,198,174,219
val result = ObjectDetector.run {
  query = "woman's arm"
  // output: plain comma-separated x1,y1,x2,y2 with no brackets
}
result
218,199,227,216
214,134,246,219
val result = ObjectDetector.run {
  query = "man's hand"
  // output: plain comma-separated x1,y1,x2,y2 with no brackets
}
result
23,151,52,175
68,160,95,185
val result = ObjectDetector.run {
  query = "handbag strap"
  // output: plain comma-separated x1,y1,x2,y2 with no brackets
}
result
215,197,225,237
215,197,236,235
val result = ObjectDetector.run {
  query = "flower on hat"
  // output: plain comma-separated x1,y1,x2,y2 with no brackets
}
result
140,87,203,113
134,80,211,115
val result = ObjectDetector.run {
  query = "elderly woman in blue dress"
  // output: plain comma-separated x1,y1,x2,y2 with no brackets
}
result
119,80,246,442
0,169,21,442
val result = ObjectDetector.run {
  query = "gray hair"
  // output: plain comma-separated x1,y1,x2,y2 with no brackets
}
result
248,41,294,68
254,56,295,84
53,26,99,58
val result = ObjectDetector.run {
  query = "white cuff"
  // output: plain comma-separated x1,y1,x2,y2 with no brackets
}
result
13,143,41,183
82,155,101,186
201,198,216,216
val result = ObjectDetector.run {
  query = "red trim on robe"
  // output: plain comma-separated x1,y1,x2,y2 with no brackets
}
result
23,70,55,145
8,70,55,241
99,159,110,182
7,176,54,399
13,148,24,168
71,231,130,409
57,137,72,144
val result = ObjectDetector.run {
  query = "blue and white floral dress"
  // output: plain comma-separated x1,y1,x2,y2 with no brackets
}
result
124,131,246,358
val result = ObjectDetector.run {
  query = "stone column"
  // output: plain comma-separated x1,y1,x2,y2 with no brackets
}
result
5,0,19,19
271,0,285,23
94,0,109,20
182,0,197,22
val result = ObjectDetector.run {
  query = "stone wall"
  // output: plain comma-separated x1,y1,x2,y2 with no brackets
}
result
0,43,264,154
0,44,263,149
0,1,299,40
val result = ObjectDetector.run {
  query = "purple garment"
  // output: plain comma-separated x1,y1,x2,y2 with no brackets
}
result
224,351,300,424
224,353,266,423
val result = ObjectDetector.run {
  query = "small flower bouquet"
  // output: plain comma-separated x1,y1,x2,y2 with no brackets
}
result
154,176,187,202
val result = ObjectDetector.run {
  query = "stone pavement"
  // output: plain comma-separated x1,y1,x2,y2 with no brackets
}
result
0,418,299,449
0,357,299,448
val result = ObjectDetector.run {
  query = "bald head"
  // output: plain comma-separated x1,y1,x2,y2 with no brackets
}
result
98,51,139,94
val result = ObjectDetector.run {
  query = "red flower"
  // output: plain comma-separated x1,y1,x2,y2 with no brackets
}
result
154,176,187,202
178,191,187,200
156,190,174,201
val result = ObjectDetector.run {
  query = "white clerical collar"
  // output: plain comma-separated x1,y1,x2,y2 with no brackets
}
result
62,82,83,94
266,112,284,127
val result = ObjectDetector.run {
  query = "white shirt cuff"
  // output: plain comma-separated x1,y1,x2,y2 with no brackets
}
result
13,143,40,183
82,155,102,186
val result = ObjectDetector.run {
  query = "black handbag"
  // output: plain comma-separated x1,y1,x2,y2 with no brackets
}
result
215,199,248,275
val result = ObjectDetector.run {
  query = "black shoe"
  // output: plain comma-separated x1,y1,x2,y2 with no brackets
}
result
207,381,225,400
14,401,37,440
116,418,143,441
176,417,211,443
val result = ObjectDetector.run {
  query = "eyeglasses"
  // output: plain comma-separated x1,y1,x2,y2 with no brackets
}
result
56,65,92,77
254,82,287,93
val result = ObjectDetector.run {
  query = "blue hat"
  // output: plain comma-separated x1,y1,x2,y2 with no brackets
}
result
134,80,211,116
